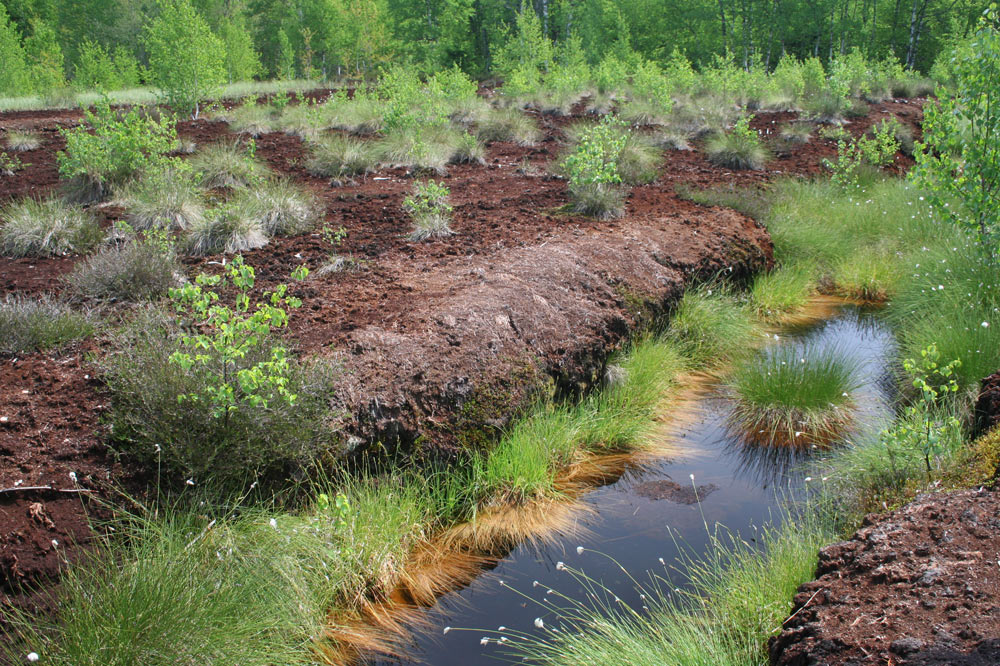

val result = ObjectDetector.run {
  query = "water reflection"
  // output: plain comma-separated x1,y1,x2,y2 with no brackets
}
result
366,305,897,666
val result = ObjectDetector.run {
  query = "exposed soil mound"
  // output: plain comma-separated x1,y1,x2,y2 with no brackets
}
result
769,488,1000,666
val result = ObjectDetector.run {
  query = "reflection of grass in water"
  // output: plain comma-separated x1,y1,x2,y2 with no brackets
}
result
726,342,863,448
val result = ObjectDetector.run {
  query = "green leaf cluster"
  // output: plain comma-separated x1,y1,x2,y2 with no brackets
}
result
57,98,178,189
167,256,309,419
563,114,629,189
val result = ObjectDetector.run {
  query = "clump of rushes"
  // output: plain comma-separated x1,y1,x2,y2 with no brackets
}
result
749,264,815,319
188,141,268,189
803,91,846,124
727,342,863,447
305,134,379,183
64,226,181,302
231,178,322,237
184,200,268,255
832,247,899,302
705,114,770,170
0,294,93,355
666,284,758,369
5,130,42,152
118,167,204,231
617,131,662,185
0,197,102,257
474,107,541,146
778,122,813,145
403,180,454,241
563,114,629,219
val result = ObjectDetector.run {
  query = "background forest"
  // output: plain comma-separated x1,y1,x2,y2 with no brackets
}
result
0,0,990,99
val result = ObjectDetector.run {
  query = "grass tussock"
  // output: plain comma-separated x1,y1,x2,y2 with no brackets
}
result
5,129,42,152
666,285,760,369
778,122,813,145
305,134,379,181
375,127,458,175
183,201,269,255
231,179,323,237
475,108,541,146
0,197,102,257
117,168,204,231
568,182,626,220
227,102,278,137
0,294,93,355
189,142,268,189
727,342,863,447
749,265,815,320
705,129,770,171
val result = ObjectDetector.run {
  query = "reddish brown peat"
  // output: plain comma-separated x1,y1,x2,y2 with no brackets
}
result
0,99,924,616
769,488,1000,666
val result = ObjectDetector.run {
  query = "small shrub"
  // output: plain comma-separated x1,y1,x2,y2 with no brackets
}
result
705,115,770,170
403,180,453,241
563,115,629,219
189,141,268,189
5,130,41,152
65,228,181,302
184,201,268,255
727,342,863,447
305,134,378,181
118,168,204,231
0,197,102,257
844,98,870,118
0,151,25,176
57,99,178,202
824,123,899,189
102,259,338,490
474,107,541,146
0,294,93,355
231,179,322,236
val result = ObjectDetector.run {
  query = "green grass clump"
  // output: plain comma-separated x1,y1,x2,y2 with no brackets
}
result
617,132,662,185
0,197,102,257
183,201,268,255
475,107,541,146
831,247,900,302
231,179,322,237
5,130,42,152
0,294,93,355
748,265,815,320
375,126,458,175
305,134,379,181
704,119,770,171
118,168,205,231
777,122,812,145
727,342,863,446
64,234,181,302
189,142,268,189
451,131,486,165
506,516,831,666
666,285,759,369
227,102,278,137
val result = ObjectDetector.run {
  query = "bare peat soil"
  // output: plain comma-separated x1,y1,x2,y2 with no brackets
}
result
0,98,925,616
770,488,1000,666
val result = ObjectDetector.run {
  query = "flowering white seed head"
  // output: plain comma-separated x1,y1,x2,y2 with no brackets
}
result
534,617,544,629
498,626,506,632
27,654,39,663
269,518,278,529
480,637,489,645
576,546,584,555
443,627,451,634
556,562,565,570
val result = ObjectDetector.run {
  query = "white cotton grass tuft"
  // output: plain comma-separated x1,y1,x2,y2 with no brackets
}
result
576,545,584,555
27,654,40,663
442,626,451,634
534,617,545,629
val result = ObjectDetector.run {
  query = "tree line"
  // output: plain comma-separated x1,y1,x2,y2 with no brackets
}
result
0,0,990,96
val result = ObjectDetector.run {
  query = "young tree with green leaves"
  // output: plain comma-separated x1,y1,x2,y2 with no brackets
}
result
0,4,31,95
218,16,262,83
914,4,1000,256
24,19,65,94
143,0,226,118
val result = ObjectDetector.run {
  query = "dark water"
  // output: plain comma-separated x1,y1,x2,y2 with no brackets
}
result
369,305,897,665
